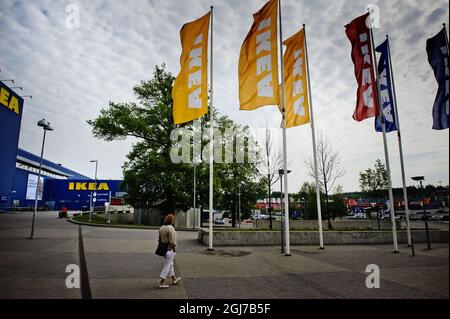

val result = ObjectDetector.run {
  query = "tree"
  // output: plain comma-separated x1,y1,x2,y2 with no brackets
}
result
329,185,348,218
297,182,320,220
88,64,189,212
305,133,345,229
88,64,264,216
359,159,388,225
211,116,265,226
359,159,388,198
258,128,283,229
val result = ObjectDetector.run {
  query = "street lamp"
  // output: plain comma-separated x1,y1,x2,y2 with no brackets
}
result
89,160,98,223
411,176,431,250
29,119,53,239
278,169,291,254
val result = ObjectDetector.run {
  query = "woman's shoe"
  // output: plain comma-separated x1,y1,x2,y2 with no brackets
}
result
172,277,181,285
159,283,170,289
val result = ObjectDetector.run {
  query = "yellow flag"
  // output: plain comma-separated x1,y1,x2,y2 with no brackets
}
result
238,0,279,111
172,12,210,125
283,28,310,128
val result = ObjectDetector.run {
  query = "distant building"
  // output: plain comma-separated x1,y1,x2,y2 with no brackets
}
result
0,80,123,211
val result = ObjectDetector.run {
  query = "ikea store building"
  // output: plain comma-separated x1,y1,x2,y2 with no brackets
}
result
0,80,123,211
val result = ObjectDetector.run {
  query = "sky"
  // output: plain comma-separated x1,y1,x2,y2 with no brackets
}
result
0,0,448,193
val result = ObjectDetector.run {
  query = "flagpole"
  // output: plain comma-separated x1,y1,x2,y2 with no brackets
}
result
278,0,290,256
208,6,214,251
386,34,412,247
369,15,399,253
303,24,324,249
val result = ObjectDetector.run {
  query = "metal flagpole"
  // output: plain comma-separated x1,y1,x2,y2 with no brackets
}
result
278,0,290,256
369,16,399,253
386,35,412,247
303,24,324,249
208,6,214,251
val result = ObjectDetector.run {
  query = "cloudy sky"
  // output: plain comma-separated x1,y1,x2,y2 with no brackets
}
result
1,0,448,193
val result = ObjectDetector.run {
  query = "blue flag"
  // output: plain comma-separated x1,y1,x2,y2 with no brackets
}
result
375,39,397,133
426,27,449,130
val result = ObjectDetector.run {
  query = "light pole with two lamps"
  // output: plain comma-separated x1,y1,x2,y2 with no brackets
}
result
29,119,53,239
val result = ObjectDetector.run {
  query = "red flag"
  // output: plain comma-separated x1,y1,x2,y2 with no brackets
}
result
345,13,379,122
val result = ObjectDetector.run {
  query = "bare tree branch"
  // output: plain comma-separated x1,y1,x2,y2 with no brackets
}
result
304,132,345,228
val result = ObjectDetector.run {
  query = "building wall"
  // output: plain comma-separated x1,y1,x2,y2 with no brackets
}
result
12,168,45,208
0,81,24,209
43,179,123,211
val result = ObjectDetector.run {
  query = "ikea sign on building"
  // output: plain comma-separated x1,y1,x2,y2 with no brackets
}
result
44,179,123,211
0,81,24,209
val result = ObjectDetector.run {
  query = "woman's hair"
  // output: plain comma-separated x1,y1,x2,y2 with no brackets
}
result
163,213,176,225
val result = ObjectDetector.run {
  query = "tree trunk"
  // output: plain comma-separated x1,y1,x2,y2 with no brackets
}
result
325,187,332,230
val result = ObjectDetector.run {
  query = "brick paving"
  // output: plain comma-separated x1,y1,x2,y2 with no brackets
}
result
0,212,448,299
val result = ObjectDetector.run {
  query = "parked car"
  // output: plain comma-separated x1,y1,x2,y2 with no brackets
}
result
350,212,366,219
214,219,225,224
380,211,400,220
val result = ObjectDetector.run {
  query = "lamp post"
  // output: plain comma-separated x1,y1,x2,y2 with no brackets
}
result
29,119,53,239
278,169,291,253
89,160,98,223
411,176,431,250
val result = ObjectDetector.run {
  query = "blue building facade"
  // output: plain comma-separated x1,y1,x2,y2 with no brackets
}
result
0,81,24,209
4,148,124,211
1,81,124,211
43,179,123,211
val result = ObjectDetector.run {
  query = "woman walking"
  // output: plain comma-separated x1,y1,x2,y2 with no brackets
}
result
158,213,181,289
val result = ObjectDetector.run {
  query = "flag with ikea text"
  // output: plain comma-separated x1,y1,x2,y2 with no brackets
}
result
238,0,280,111
283,28,310,128
172,12,210,125
375,39,397,133
345,13,380,121
426,27,449,130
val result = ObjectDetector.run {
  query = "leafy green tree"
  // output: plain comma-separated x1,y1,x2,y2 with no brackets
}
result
297,182,321,220
358,159,388,223
329,185,347,218
359,159,388,198
88,64,264,216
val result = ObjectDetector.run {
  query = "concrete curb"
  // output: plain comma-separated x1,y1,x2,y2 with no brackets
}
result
67,217,199,231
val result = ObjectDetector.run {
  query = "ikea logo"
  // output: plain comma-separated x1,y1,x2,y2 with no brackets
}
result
68,182,110,191
0,86,20,115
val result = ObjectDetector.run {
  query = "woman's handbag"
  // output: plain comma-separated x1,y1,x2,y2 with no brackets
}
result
155,235,169,256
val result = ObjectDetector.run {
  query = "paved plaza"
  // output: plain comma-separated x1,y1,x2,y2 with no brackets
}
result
0,211,448,299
